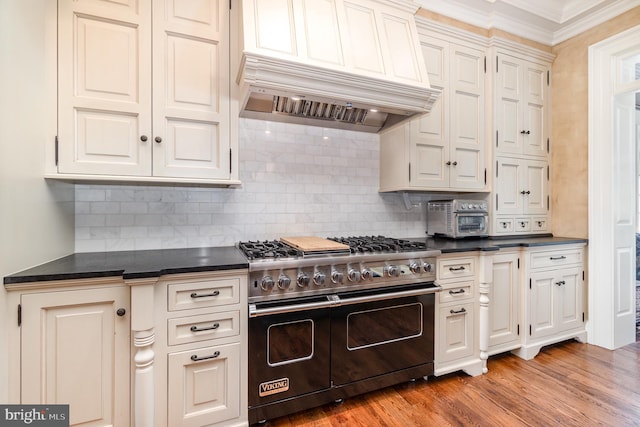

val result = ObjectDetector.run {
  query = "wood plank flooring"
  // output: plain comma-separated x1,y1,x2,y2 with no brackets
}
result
263,340,640,427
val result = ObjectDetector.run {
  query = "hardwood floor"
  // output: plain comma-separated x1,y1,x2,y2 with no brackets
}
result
263,340,640,427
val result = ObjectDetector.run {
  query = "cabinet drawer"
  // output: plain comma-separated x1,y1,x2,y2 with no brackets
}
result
439,282,473,303
168,311,240,346
531,217,548,232
495,218,514,234
167,277,240,312
515,218,531,232
438,257,475,280
530,248,583,269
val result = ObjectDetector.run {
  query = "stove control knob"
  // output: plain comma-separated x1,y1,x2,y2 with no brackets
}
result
422,262,433,273
409,262,421,274
347,268,361,283
361,268,372,281
385,265,400,277
297,272,310,288
278,274,291,290
313,271,326,286
331,270,344,284
261,276,275,291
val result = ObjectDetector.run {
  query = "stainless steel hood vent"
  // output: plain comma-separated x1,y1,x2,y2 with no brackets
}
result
237,0,440,133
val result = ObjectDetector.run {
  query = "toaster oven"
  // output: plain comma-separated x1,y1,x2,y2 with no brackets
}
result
427,199,489,238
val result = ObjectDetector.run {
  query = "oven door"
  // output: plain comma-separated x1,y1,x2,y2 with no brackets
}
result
330,283,437,387
454,212,488,236
248,296,332,408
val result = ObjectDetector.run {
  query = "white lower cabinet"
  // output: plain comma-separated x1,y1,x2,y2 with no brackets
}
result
488,251,520,355
512,244,587,360
7,279,130,427
434,255,483,376
155,270,248,427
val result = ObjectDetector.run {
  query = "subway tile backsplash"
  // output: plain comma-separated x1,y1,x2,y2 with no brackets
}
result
75,118,426,252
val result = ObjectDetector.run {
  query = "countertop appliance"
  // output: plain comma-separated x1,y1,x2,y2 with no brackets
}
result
427,199,489,239
238,235,441,424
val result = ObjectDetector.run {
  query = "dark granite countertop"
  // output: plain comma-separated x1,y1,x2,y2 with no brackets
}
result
4,236,588,286
4,246,249,286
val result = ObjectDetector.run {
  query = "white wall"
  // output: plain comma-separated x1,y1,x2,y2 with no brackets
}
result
0,1,75,402
75,119,429,252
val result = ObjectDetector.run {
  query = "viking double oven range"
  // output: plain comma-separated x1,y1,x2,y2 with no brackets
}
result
238,236,441,424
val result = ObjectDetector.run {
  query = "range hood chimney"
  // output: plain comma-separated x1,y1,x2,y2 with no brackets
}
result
236,0,440,133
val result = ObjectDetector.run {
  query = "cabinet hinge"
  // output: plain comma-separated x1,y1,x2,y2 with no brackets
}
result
496,130,499,147
582,312,585,322
547,70,550,86
547,195,550,211
517,324,520,335
496,55,499,73
484,56,487,73
547,138,550,153
229,148,232,174
529,325,532,336
547,165,550,181
229,0,232,9
55,135,59,166
484,168,487,185
18,304,21,327
496,160,498,177
408,163,411,182
495,194,499,211
529,278,532,289
517,258,520,269
582,270,585,280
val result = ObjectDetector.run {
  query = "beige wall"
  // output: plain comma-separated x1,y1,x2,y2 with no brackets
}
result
551,7,640,238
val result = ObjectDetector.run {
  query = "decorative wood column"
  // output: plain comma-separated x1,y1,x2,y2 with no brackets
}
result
126,277,157,427
477,252,494,374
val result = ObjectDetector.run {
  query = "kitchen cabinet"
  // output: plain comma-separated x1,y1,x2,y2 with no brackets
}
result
513,244,587,360
7,279,130,427
488,251,521,355
434,255,483,376
494,157,549,234
379,21,486,192
55,0,240,185
488,40,554,236
154,270,247,427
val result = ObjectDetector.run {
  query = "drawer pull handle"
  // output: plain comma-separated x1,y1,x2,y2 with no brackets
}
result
190,323,220,333
550,256,567,261
190,290,220,299
190,351,220,362
555,280,566,286
450,308,467,315
449,266,465,271
449,289,466,295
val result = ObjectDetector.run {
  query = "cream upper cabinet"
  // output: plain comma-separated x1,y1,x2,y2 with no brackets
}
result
495,158,548,215
12,281,130,427
56,0,239,185
379,23,486,192
494,54,550,158
242,0,429,86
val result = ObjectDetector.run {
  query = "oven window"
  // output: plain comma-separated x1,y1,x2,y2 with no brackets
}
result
267,319,314,366
346,303,423,350
457,215,486,232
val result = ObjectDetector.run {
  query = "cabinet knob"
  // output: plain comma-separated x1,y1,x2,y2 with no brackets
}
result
140,135,148,142
446,161,451,166
155,136,163,143
520,190,531,195
452,161,457,166
116,308,126,317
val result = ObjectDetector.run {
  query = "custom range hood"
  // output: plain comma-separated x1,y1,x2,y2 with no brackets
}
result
236,0,440,133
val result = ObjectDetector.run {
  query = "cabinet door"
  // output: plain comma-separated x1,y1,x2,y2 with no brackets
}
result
524,159,548,215
58,0,153,176
495,55,523,155
522,62,549,157
21,286,130,426
495,157,523,215
449,45,485,189
168,342,240,426
528,271,556,340
152,0,231,179
490,252,520,349
556,267,584,332
437,302,474,363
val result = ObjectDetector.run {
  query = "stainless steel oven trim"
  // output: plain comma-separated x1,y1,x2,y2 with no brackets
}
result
249,286,440,317
345,302,423,351
266,319,315,367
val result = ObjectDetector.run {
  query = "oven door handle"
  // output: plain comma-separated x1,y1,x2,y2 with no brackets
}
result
249,296,338,317
334,286,441,307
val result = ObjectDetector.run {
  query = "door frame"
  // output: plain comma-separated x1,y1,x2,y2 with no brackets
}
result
588,24,640,349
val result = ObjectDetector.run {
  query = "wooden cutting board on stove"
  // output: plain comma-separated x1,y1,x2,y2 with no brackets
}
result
281,236,349,252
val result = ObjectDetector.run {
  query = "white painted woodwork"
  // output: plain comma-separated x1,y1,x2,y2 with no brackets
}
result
379,31,485,192
488,251,520,354
20,284,130,427
495,54,549,158
434,254,483,377
57,0,236,184
587,25,640,350
513,245,587,360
